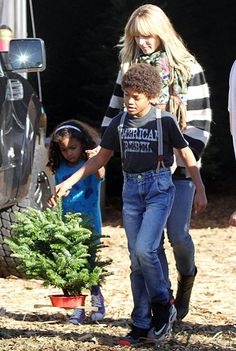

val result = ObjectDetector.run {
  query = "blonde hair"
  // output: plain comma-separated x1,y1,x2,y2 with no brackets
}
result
118,4,195,83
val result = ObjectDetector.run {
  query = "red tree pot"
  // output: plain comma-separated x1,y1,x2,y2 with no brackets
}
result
49,294,87,308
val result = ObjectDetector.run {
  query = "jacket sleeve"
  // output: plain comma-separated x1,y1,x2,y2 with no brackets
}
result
183,61,212,161
101,70,124,135
228,60,236,113
228,60,236,157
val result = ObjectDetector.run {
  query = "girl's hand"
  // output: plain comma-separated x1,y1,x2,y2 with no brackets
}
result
193,188,208,214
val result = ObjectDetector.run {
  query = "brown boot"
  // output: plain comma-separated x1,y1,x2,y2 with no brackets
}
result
175,267,197,320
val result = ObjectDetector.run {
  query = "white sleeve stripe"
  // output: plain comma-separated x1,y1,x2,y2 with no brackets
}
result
101,116,112,127
116,70,123,84
110,95,123,109
186,108,212,121
184,126,210,144
187,84,210,100
190,62,203,75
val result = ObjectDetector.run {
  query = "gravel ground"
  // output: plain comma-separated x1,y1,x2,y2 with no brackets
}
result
0,194,235,350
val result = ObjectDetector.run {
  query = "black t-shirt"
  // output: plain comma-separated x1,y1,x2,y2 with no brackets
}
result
101,107,188,173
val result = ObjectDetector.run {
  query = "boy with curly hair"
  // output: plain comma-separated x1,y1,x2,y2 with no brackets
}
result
52,63,207,344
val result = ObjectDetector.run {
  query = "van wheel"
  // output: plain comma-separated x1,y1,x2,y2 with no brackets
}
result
0,137,52,278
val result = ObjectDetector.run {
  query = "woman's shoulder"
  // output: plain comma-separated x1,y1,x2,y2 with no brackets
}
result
189,60,204,75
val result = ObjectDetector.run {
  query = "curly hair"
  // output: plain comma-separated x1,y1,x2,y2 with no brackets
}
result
47,119,98,174
121,63,161,98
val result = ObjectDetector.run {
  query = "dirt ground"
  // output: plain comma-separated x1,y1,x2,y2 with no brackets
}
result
0,194,235,350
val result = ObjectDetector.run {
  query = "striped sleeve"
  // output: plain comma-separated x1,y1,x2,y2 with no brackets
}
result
183,61,212,161
101,70,124,134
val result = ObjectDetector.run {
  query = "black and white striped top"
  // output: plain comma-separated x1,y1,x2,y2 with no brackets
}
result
101,61,212,170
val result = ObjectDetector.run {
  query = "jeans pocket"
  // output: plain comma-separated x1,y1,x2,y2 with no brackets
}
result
122,180,135,202
157,174,174,192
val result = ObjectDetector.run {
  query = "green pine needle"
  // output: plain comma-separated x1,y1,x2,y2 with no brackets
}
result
5,205,112,295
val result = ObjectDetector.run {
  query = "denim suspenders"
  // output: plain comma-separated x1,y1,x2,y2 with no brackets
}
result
117,109,166,171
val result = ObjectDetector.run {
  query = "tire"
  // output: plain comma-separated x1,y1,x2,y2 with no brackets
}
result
0,132,53,278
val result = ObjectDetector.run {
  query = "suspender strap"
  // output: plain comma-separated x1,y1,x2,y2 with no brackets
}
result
156,109,166,171
117,112,127,166
118,110,165,172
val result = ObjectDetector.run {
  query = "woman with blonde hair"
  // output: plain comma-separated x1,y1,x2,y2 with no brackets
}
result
101,3,211,344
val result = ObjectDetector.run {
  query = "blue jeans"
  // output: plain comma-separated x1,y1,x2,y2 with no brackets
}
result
159,178,196,290
122,169,175,329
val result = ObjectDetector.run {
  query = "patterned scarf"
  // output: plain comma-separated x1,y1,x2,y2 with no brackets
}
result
138,50,188,130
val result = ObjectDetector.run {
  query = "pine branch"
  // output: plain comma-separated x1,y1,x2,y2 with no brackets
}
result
6,206,112,295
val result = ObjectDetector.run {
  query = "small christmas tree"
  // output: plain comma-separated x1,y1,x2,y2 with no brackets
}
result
5,201,111,296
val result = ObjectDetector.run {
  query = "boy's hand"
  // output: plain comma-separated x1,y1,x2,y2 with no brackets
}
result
47,195,57,208
229,210,236,226
193,189,207,214
48,182,71,204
